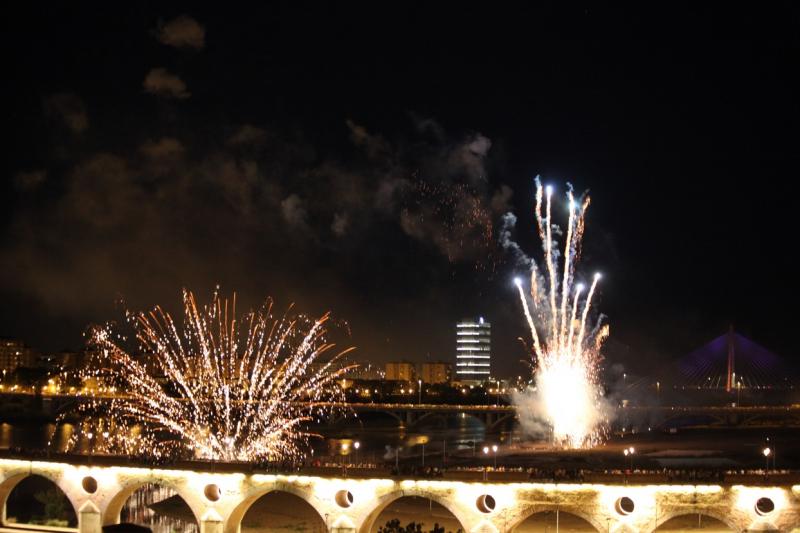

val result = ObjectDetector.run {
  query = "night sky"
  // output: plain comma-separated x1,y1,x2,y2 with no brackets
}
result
2,3,799,377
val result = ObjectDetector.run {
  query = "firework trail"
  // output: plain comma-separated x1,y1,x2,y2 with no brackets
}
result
63,289,354,462
513,178,609,448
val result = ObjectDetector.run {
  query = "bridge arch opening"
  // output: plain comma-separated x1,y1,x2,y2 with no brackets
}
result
230,490,326,533
352,411,406,428
511,509,599,532
1,473,78,529
363,495,466,533
105,482,198,533
654,513,735,531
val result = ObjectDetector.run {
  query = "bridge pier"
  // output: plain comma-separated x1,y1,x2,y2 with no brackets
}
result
200,509,224,533
78,501,101,533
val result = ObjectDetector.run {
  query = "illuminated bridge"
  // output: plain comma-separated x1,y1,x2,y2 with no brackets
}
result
335,403,800,430
1,458,799,532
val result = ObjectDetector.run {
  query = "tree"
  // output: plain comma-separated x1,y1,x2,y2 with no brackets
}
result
34,488,69,525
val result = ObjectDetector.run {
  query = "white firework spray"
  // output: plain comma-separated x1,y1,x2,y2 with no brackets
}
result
513,178,609,448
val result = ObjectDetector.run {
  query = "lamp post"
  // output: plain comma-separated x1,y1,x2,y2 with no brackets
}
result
340,442,348,476
418,379,422,405
354,440,360,466
482,446,489,480
623,446,635,477
87,431,94,464
763,447,771,475
492,444,498,468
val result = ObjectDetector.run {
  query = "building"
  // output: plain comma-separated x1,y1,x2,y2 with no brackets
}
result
0,338,34,375
385,361,415,381
420,361,451,384
455,317,491,382
344,363,385,381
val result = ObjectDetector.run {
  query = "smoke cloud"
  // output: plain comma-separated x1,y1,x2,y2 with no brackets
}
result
512,386,615,442
143,68,191,99
156,15,206,50
44,93,88,133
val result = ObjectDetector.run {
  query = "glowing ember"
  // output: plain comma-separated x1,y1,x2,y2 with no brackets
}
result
63,289,354,462
513,178,609,448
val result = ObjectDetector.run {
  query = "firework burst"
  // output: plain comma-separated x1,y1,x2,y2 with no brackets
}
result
513,178,609,448
65,289,355,462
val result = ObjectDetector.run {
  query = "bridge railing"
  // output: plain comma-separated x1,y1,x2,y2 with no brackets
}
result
3,449,799,486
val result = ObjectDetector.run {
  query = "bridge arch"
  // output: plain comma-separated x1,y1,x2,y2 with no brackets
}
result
408,411,450,429
225,484,328,533
103,479,202,527
655,413,726,430
356,410,406,428
0,472,79,528
509,504,602,532
651,510,738,532
487,413,516,432
358,490,470,533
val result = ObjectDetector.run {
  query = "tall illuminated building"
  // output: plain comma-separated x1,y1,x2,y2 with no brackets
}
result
455,317,491,382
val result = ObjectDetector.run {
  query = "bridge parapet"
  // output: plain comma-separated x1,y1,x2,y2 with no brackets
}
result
1,459,798,533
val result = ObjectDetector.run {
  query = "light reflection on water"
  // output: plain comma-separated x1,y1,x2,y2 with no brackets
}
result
2,415,502,462
1,422,75,452
318,414,495,463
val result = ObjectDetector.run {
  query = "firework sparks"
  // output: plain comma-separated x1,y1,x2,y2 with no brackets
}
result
63,289,354,462
513,178,609,448
403,180,498,270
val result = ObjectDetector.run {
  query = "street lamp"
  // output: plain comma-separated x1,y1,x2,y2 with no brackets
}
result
492,444,498,468
766,437,775,469
763,447,771,474
624,446,635,471
354,441,360,466
87,432,94,464
418,379,422,405
340,442,349,475
482,446,490,480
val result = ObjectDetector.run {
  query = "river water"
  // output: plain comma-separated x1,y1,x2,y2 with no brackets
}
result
1,414,496,463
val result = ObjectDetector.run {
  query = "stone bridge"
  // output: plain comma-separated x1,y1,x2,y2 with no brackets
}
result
6,393,800,431
1,459,799,532
628,405,800,430
335,403,517,431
